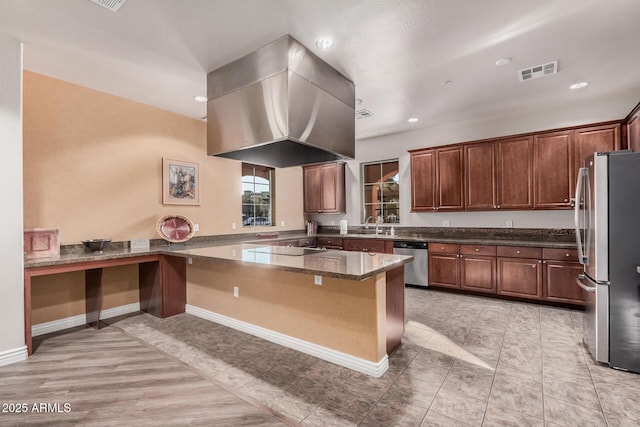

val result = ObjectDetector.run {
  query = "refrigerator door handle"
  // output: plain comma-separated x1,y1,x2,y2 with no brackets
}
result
574,168,588,264
576,273,596,292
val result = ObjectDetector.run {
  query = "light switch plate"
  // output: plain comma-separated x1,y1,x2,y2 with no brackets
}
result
194,223,199,232
314,275,322,285
231,222,236,230
442,220,450,227
506,220,513,228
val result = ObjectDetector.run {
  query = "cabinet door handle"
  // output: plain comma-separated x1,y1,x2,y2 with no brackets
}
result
497,205,501,209
475,248,479,252
565,253,570,257
564,198,569,202
516,250,520,254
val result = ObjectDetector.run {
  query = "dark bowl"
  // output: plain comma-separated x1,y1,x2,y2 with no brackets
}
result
81,239,112,252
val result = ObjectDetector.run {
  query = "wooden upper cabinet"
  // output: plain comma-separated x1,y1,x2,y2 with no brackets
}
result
627,111,640,152
410,146,463,211
303,165,322,213
410,149,436,211
436,146,464,210
465,142,496,210
533,130,574,209
496,136,534,209
408,120,623,213
302,162,345,214
574,123,621,171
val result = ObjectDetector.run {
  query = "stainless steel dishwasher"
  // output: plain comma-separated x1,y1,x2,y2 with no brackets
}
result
393,241,428,287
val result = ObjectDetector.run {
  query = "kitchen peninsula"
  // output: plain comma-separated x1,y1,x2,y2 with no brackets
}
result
24,242,412,378
175,243,411,377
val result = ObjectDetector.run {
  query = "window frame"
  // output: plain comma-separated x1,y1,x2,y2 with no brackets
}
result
360,159,400,224
241,163,275,228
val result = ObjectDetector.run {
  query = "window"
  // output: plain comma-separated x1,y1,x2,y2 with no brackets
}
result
362,160,400,224
242,163,274,227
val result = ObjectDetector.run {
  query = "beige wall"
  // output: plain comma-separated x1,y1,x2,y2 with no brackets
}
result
188,260,387,362
23,71,305,323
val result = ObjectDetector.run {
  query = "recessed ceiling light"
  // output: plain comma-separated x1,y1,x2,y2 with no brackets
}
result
495,57,512,66
443,80,453,85
315,37,334,49
408,117,419,123
194,95,208,102
569,81,589,90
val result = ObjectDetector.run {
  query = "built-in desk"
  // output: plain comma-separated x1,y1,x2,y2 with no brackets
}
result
24,254,186,355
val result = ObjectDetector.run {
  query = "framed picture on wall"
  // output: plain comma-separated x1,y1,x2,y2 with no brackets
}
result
162,158,200,205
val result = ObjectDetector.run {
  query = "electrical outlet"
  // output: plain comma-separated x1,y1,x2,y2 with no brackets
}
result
442,220,450,227
188,257,193,265
506,220,513,228
194,223,199,232
281,220,285,227
314,275,322,285
233,286,239,297
231,222,236,230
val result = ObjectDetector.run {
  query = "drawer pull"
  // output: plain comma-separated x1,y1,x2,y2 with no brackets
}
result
441,246,445,250
516,250,520,254
565,253,570,257
475,248,479,252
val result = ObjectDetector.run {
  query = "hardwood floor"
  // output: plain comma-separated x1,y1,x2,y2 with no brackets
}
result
0,326,286,426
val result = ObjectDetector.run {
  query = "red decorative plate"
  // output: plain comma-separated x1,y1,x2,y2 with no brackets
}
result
156,215,195,243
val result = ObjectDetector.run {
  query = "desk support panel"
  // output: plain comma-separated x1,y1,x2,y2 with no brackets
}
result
25,254,186,356
139,255,186,318
385,266,405,355
85,268,103,328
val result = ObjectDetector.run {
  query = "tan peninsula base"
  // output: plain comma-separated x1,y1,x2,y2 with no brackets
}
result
186,259,405,377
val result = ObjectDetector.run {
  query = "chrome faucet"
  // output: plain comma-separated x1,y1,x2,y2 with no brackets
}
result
364,216,374,229
375,216,383,235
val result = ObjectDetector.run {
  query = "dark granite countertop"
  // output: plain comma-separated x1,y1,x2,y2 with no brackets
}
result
24,226,577,270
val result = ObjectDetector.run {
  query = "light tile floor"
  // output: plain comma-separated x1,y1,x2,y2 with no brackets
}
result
15,287,640,426
110,287,640,426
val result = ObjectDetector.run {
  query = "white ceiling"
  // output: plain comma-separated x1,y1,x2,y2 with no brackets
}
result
2,0,640,139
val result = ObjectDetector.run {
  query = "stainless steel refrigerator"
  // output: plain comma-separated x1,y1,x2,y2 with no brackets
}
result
575,150,640,373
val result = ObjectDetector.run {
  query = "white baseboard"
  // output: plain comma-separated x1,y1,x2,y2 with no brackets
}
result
185,304,389,378
0,345,28,367
32,302,141,337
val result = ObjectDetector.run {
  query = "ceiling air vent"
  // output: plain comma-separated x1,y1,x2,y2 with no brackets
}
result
355,109,375,119
89,0,128,12
518,61,558,82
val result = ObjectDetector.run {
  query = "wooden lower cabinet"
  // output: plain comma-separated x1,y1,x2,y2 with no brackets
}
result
541,248,585,304
428,252,460,289
543,260,585,304
460,256,496,293
316,236,343,250
427,241,583,306
343,238,392,253
497,257,542,300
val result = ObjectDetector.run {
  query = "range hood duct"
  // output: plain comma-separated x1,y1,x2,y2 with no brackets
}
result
206,35,355,168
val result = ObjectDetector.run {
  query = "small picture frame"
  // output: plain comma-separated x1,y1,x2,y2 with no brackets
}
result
24,228,60,260
162,158,200,205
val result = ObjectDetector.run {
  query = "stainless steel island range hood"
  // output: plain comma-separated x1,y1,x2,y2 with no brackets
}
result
206,35,355,168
